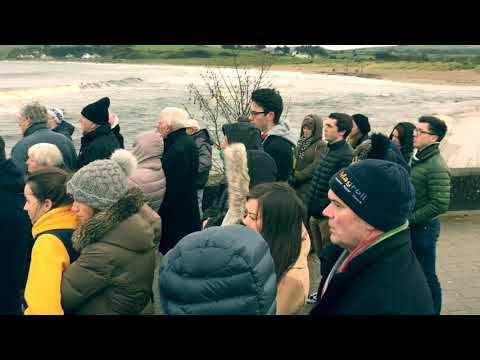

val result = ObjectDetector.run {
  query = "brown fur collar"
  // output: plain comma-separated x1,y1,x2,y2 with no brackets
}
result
72,187,145,251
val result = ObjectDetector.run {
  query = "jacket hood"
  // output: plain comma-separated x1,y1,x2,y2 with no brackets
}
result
159,225,277,315
267,120,296,146
193,128,214,145
32,206,79,238
55,120,75,137
132,130,164,164
0,159,24,193
72,187,154,253
222,122,262,150
300,114,323,142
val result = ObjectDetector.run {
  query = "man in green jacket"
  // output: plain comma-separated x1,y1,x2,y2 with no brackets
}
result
410,116,451,315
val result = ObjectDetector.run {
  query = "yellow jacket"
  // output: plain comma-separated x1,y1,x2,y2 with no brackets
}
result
24,206,78,315
276,227,311,315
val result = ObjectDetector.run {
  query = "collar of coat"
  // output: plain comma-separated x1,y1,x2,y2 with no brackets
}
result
327,138,348,151
81,124,112,142
314,226,411,310
413,143,440,163
24,122,47,137
72,186,145,252
164,128,187,150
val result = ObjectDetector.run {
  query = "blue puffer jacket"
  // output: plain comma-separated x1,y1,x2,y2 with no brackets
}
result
159,225,277,315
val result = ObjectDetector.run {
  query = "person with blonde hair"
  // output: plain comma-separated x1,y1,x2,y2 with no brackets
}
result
26,143,64,173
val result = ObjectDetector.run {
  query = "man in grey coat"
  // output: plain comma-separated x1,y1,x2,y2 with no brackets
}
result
11,102,77,174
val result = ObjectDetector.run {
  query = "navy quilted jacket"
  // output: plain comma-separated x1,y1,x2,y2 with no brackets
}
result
159,225,277,315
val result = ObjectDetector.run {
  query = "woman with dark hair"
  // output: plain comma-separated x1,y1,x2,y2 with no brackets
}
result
389,122,415,165
243,182,310,315
23,167,78,315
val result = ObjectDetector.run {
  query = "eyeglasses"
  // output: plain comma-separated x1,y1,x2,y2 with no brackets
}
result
414,128,435,136
249,110,268,117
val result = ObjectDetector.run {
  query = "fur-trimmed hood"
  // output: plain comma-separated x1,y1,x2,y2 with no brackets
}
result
72,186,155,252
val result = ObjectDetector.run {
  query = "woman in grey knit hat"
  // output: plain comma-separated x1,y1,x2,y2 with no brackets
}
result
60,149,161,315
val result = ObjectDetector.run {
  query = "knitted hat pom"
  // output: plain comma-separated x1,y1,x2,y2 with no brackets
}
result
111,149,138,177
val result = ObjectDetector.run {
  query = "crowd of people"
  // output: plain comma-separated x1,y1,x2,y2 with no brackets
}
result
0,87,452,315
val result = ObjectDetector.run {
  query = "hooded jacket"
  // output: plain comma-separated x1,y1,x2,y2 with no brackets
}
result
0,159,32,315
11,122,78,174
263,120,296,182
192,129,214,189
159,225,277,315
24,206,79,315
53,120,75,140
292,115,328,202
61,187,158,315
130,131,166,213
353,133,410,173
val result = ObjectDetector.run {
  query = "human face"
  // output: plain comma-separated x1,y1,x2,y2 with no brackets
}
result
186,127,197,136
18,114,30,134
24,183,52,224
323,118,344,144
156,115,172,139
249,101,272,132
243,198,262,233
322,190,370,252
26,156,44,173
79,116,97,134
47,115,58,130
413,122,437,150
302,126,313,139
391,129,401,147
350,121,359,137
71,200,95,225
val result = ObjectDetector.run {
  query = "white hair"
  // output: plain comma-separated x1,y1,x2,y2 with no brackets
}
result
27,143,64,168
159,107,189,131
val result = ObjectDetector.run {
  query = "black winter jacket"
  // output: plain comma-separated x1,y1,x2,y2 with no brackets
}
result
193,129,213,189
77,125,120,169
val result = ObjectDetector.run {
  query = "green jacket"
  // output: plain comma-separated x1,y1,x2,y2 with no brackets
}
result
410,143,451,225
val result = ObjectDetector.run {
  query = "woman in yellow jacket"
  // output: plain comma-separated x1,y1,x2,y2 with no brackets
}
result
23,167,78,315
243,182,310,315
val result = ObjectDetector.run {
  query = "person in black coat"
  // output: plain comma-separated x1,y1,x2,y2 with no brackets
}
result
0,136,32,315
307,113,353,258
109,112,125,149
250,88,296,182
310,159,434,315
77,97,120,169
47,108,75,140
157,107,201,255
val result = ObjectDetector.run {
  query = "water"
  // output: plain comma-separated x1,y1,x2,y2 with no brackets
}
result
1,60,480,167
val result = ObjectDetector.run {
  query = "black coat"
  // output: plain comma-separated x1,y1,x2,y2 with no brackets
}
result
111,124,125,149
263,135,294,182
307,139,353,218
0,159,32,315
310,229,435,315
158,129,201,254
77,125,120,169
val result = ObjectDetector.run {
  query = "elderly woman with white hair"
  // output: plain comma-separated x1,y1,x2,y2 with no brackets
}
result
156,107,201,255
26,143,64,173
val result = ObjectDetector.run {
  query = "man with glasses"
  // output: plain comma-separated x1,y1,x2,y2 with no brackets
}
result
250,88,296,182
410,115,451,315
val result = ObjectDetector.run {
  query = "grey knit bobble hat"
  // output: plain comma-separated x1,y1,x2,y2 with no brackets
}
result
67,149,138,211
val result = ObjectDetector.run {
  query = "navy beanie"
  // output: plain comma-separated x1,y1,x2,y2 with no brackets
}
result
81,97,110,125
352,114,371,135
329,159,415,232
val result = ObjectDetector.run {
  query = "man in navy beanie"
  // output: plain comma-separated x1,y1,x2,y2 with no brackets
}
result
310,159,435,315
77,97,120,168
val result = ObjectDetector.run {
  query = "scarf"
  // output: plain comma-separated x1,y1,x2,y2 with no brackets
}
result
297,135,314,160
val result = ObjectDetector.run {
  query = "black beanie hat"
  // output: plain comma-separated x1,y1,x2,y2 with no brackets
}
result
329,159,415,232
81,97,110,125
352,114,371,135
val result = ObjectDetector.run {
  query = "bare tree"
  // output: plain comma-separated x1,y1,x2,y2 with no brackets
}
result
184,55,274,176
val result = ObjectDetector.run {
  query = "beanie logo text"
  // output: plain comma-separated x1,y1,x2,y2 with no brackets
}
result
336,170,368,204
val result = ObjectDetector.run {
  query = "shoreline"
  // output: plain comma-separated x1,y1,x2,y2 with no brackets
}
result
4,58,480,87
